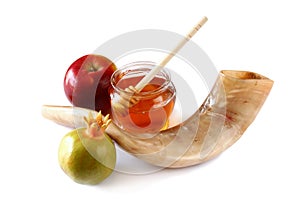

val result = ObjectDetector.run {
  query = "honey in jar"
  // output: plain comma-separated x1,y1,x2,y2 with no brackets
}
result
110,62,176,135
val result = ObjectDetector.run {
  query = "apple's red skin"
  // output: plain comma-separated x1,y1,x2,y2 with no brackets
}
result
64,55,116,115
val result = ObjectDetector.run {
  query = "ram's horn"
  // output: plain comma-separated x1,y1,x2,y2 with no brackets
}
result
41,105,98,128
105,70,273,168
42,70,273,168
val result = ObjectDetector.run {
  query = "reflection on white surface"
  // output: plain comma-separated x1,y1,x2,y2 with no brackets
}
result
115,144,162,174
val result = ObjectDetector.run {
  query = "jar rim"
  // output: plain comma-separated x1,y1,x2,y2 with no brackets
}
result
110,61,173,98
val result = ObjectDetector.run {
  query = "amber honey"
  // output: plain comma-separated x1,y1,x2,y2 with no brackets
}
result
110,62,176,135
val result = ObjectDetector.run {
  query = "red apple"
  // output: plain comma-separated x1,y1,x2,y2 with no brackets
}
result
64,54,116,115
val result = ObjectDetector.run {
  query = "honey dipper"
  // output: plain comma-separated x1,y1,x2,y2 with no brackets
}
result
113,16,208,115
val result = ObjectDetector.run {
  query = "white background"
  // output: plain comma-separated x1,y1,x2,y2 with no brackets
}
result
1,0,299,201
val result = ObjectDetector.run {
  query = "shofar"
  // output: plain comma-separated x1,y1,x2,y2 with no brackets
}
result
42,70,273,168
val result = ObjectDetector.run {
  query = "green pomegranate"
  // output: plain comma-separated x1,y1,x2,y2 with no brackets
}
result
58,113,116,185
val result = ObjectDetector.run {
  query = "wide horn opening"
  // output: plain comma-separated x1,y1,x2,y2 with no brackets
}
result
221,70,270,80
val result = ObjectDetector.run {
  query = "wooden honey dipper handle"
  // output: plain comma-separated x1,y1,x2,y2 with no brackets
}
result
134,16,208,91
113,17,208,114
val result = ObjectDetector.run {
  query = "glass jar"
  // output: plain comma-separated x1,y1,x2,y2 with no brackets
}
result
110,61,176,135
